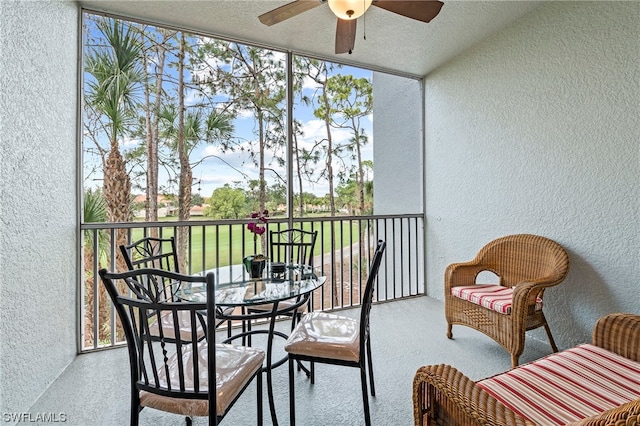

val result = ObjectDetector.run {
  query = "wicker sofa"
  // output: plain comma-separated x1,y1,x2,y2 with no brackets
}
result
413,313,640,426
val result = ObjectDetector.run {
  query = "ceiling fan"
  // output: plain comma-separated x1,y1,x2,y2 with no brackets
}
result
258,0,444,55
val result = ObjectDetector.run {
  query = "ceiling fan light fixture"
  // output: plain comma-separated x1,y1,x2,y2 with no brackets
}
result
327,0,372,20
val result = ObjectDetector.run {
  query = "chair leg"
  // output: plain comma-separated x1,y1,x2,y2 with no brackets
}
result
292,313,304,373
244,308,252,346
542,318,559,353
257,370,263,426
132,392,141,426
366,339,375,396
290,313,314,377
360,366,372,426
185,416,192,425
447,323,453,339
289,358,296,426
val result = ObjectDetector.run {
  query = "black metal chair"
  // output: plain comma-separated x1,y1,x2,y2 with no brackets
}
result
269,228,318,267
242,229,319,381
248,228,319,327
244,229,318,365
99,268,264,426
121,236,179,271
285,240,386,426
120,236,181,298
120,236,233,339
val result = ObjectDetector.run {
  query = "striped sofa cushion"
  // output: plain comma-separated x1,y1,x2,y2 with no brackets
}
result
477,344,640,425
451,284,542,314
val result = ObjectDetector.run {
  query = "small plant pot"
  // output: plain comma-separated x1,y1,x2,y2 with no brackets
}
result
243,255,266,279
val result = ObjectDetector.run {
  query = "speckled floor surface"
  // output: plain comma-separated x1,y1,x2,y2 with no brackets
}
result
30,296,554,425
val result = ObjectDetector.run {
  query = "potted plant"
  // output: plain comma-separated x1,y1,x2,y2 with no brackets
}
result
244,210,268,278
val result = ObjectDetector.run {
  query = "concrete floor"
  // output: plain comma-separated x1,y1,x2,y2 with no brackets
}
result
30,296,556,425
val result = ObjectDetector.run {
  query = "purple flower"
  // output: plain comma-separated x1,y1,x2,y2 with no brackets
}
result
247,210,269,235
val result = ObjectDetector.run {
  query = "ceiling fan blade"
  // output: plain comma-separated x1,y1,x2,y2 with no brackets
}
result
335,18,357,54
258,0,323,26
372,0,444,23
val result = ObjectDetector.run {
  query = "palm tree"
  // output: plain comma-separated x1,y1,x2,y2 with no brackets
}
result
158,103,234,271
85,17,144,271
181,109,234,270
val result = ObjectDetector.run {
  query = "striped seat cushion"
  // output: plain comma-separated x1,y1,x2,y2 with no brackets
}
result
451,284,542,314
477,344,640,425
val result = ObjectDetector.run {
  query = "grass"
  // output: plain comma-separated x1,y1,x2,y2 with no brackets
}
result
127,220,364,272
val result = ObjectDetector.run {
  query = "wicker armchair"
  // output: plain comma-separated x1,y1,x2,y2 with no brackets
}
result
445,234,570,367
413,313,640,426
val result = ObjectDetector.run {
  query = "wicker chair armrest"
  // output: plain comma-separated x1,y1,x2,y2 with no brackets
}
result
510,278,562,313
444,262,492,290
513,274,564,290
566,398,640,426
592,313,640,362
413,364,535,426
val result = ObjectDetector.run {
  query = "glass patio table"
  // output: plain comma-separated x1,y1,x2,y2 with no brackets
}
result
184,263,326,426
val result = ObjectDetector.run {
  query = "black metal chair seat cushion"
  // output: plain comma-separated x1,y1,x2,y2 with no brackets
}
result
149,310,207,342
285,312,360,362
140,341,265,418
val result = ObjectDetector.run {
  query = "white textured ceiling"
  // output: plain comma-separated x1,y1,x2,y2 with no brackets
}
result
79,0,544,78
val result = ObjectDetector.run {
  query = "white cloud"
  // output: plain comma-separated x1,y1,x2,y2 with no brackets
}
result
299,119,352,145
237,109,255,119
121,135,141,148
301,75,323,91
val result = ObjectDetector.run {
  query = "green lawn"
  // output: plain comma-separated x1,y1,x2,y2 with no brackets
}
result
129,220,364,272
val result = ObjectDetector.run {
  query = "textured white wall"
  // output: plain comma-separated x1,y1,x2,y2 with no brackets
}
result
425,1,639,348
373,72,423,215
373,73,425,297
0,0,78,414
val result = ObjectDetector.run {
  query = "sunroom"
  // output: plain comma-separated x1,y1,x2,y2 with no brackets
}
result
1,1,638,425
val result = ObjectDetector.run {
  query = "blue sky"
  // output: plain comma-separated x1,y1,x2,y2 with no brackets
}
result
194,72,374,197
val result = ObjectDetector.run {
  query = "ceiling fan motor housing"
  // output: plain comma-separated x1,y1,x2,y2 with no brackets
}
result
328,0,373,20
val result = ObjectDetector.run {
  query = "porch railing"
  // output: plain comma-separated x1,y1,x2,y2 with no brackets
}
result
80,213,424,352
